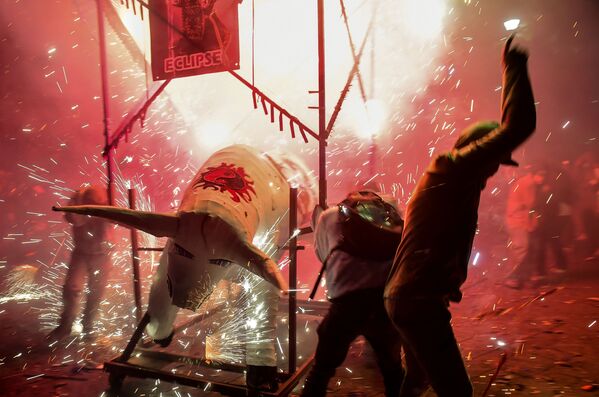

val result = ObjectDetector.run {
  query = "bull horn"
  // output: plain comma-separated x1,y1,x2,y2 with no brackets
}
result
52,205,178,238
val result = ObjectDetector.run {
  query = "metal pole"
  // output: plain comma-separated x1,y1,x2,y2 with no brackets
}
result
96,0,114,205
128,188,143,322
288,187,298,374
317,0,327,209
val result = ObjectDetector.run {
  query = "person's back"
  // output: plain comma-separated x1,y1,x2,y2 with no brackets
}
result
302,191,428,397
386,155,484,303
315,203,397,300
387,36,536,305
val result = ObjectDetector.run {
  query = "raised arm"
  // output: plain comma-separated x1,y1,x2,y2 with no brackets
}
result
451,36,536,167
499,35,536,139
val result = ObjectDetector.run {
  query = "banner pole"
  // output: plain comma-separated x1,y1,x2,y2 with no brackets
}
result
317,0,327,209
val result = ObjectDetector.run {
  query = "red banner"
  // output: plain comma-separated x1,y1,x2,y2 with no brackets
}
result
149,0,240,81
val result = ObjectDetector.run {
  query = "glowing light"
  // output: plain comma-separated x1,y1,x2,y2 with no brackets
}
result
193,122,231,151
503,19,520,31
0,265,50,304
352,99,389,139
161,0,449,150
402,0,447,40
0,292,49,304
246,318,258,329
72,322,83,333
472,252,480,266
204,270,279,364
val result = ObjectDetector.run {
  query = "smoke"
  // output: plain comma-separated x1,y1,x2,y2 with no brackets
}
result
111,0,450,154
2,0,598,305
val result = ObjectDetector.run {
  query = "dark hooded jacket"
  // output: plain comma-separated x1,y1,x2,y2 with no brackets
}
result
385,48,535,303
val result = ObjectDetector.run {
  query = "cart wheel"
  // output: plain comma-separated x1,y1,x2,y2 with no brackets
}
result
108,373,124,392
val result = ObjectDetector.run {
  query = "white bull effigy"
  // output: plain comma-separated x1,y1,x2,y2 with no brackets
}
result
53,144,315,386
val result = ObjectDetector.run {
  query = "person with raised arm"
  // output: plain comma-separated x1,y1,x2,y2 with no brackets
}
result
385,35,536,397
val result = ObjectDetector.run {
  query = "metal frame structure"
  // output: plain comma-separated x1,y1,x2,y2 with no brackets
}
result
105,188,316,395
95,0,372,394
99,0,329,208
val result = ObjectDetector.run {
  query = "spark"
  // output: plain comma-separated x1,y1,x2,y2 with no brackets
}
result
472,252,480,266
62,66,68,84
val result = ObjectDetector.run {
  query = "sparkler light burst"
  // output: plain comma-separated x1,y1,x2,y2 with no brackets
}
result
0,265,48,304
4,154,163,344
203,270,278,364
199,219,289,365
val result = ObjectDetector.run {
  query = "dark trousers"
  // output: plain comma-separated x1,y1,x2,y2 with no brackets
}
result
59,250,110,333
385,297,473,397
529,226,567,276
302,289,424,397
581,208,599,257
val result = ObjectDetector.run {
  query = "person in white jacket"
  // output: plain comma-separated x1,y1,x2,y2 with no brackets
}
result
302,190,426,397
47,186,113,341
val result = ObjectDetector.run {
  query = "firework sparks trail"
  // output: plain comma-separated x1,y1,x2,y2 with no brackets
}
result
201,272,274,364
7,156,165,359
197,223,289,365
2,1,597,395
